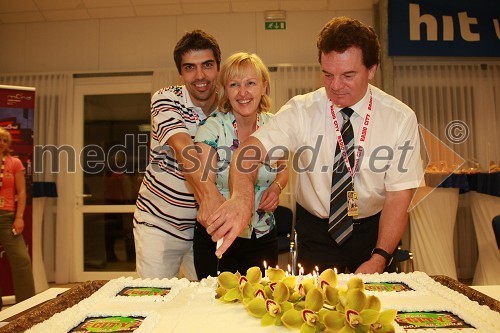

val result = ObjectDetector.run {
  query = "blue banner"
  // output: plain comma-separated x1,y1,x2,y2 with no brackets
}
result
388,0,500,57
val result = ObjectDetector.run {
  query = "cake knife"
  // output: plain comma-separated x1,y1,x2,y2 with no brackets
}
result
216,238,223,275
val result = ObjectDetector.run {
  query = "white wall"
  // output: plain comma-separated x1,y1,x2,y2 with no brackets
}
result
0,9,374,74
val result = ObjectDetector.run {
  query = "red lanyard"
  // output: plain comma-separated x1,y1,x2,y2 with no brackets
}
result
329,90,373,184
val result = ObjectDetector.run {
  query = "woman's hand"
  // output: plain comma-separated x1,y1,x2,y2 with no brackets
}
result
12,217,24,235
257,182,281,212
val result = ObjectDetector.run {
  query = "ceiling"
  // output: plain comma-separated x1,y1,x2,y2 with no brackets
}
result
0,0,377,24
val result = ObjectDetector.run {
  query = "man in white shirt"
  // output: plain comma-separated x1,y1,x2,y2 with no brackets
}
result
201,17,423,274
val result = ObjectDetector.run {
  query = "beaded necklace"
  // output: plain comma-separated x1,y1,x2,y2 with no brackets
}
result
0,155,6,189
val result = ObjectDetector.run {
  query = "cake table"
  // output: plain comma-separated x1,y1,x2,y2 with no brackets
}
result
0,275,498,333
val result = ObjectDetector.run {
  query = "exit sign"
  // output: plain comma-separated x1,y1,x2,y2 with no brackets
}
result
265,21,286,30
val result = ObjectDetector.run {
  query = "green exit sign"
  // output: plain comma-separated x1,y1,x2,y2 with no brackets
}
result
265,21,286,30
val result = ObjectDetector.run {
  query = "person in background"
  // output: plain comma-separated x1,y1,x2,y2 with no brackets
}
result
133,30,225,280
0,127,35,304
202,17,423,275
194,52,288,278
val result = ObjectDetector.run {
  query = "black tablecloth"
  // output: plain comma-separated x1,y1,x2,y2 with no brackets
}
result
425,172,499,197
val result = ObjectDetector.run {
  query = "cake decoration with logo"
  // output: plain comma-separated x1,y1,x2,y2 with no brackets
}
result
117,287,170,297
69,316,145,332
365,282,413,292
87,276,190,302
396,311,474,329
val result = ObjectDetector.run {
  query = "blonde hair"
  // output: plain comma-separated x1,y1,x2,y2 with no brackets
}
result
0,127,13,154
217,52,272,113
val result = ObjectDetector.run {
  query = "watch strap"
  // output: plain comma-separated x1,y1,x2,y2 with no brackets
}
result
371,247,393,266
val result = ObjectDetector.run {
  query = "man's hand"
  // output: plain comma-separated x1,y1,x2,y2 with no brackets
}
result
354,255,386,274
197,190,226,228
206,197,253,258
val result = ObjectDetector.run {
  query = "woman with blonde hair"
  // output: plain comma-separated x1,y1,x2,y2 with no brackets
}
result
0,127,35,305
193,52,288,278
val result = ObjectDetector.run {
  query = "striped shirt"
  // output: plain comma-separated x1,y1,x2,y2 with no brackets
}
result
134,86,210,241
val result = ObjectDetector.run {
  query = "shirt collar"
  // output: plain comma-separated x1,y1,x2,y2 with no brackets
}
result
182,86,207,120
332,84,372,119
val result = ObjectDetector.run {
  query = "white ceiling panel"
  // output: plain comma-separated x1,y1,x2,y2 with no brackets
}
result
0,0,378,24
34,0,84,11
43,9,90,21
0,0,38,13
0,11,44,23
131,0,180,5
135,4,183,16
182,2,230,15
180,0,229,4
232,1,279,13
88,6,136,19
280,0,328,11
83,0,133,9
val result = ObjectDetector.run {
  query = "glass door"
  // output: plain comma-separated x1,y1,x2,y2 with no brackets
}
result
72,76,151,281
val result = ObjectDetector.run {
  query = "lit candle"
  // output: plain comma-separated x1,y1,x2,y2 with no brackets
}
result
287,264,291,275
263,261,267,278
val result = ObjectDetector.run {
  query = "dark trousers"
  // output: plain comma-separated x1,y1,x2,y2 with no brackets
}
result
0,211,35,303
193,222,278,279
295,204,396,274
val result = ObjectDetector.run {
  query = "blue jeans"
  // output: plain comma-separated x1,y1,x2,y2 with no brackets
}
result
0,210,35,303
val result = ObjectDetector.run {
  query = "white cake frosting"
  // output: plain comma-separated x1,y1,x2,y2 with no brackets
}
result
26,271,500,333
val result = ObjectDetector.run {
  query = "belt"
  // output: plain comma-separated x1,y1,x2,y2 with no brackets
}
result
297,204,381,225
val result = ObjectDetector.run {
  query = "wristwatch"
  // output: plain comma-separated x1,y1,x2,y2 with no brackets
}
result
371,248,393,266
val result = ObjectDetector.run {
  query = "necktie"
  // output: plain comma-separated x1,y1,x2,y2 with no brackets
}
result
329,107,355,245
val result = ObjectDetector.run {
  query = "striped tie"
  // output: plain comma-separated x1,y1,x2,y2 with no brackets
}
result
329,107,355,245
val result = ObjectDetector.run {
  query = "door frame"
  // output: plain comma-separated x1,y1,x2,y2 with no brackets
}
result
71,75,152,281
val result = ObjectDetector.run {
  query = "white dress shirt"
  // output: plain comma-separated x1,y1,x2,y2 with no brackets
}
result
253,84,423,219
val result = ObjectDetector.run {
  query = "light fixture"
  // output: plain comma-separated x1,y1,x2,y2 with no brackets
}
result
264,10,286,21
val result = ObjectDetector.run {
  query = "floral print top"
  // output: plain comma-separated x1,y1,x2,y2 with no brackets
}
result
194,111,277,239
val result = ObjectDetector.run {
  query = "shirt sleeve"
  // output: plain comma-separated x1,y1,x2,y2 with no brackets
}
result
194,115,220,150
11,156,25,173
151,89,190,146
253,99,303,160
384,111,424,191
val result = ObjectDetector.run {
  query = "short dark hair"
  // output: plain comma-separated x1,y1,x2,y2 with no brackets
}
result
173,30,221,74
317,17,380,69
